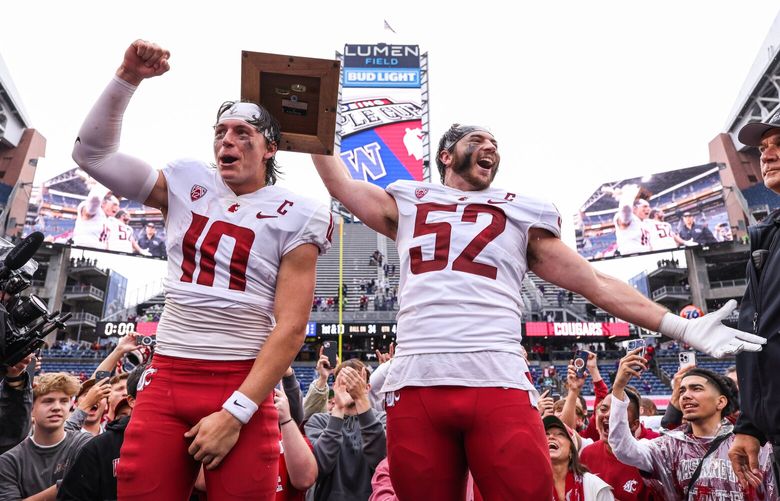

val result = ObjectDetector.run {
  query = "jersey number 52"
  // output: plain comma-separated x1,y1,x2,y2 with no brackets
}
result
410,203,506,279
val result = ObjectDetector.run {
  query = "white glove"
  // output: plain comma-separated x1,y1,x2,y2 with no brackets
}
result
658,300,766,358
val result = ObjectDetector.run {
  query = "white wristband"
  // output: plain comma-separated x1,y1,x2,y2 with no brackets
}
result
222,390,258,425
658,312,688,342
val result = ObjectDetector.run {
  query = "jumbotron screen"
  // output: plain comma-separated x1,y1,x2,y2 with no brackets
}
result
574,163,734,261
22,168,166,259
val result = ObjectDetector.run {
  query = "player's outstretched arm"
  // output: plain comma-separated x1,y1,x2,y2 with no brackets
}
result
311,153,398,239
184,243,319,470
72,40,169,211
528,229,765,357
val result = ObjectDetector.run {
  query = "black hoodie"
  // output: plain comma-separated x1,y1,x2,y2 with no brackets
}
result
57,416,129,501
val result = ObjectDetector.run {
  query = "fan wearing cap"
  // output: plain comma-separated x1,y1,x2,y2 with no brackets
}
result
728,115,780,492
608,352,777,500
545,415,614,501
311,120,765,498
72,40,332,500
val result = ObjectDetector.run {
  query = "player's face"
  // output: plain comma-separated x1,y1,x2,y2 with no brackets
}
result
103,199,120,217
654,210,665,221
32,391,71,433
442,131,499,191
213,119,277,195
633,200,650,220
759,129,780,193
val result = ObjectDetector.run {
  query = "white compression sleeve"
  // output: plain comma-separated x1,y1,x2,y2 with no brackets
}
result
72,76,159,204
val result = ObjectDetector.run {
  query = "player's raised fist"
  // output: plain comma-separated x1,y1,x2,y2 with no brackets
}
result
117,39,171,85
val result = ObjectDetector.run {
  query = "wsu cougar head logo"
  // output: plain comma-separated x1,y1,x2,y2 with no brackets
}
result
415,188,428,199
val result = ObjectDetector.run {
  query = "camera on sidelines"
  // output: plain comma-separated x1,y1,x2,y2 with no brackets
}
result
0,233,71,370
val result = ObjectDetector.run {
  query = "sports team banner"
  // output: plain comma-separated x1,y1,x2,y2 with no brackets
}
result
524,322,631,337
338,44,426,188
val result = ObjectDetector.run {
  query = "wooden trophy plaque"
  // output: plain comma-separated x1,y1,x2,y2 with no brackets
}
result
241,51,341,155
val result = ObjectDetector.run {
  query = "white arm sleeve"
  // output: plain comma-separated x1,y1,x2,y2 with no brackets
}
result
368,361,391,412
607,393,654,472
72,76,159,204
82,187,103,217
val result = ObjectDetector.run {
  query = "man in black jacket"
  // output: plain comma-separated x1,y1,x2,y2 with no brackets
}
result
57,365,145,501
729,115,780,491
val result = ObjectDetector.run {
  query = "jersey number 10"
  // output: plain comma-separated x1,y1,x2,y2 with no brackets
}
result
179,212,255,291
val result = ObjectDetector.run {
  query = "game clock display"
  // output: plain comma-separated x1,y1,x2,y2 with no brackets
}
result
96,321,137,338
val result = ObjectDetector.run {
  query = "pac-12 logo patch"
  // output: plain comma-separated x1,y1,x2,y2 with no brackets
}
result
190,185,208,201
415,188,428,199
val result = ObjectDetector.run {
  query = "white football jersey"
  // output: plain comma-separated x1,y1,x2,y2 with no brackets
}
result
613,213,649,255
644,219,677,251
155,159,332,359
387,180,561,357
105,217,135,253
72,205,108,249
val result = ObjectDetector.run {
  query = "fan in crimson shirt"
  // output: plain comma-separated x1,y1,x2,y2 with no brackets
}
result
580,389,658,501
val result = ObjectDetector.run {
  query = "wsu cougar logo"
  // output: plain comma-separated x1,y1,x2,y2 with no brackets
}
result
415,188,428,199
190,184,207,201
622,480,638,493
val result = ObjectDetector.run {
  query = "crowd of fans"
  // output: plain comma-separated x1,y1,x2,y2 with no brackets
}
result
1,336,772,500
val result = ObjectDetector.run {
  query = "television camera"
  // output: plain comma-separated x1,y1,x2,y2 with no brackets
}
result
0,232,71,370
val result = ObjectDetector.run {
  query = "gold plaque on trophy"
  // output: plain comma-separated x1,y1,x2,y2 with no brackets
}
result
241,51,341,155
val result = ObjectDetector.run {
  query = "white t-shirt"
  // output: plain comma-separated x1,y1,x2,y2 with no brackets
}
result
381,180,559,394
613,213,649,255
154,159,332,360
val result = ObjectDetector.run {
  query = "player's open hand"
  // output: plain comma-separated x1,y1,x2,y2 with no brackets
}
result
185,409,242,470
117,39,171,86
659,300,766,357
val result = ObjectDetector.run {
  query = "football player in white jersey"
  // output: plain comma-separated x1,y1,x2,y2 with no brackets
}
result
644,208,691,251
311,124,765,499
609,184,651,256
106,210,145,254
72,40,331,501
72,186,119,249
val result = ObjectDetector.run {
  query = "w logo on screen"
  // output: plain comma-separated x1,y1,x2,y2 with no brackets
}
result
341,143,387,182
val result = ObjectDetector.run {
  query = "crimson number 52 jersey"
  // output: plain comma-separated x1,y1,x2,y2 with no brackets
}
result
387,180,561,357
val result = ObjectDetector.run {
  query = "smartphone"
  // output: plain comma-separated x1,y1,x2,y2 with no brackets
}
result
94,370,111,381
624,339,646,357
678,351,696,368
322,341,339,368
624,339,646,371
551,392,561,402
573,350,589,378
